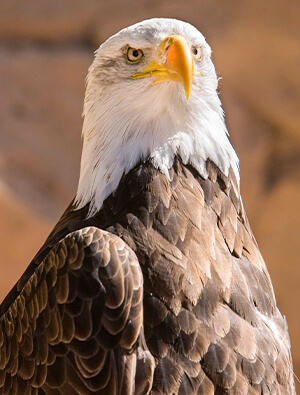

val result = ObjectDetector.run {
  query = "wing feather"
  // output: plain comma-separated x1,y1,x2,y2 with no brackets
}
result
0,227,154,394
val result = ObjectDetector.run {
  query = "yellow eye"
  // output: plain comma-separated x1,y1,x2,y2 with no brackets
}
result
126,47,144,63
192,47,202,60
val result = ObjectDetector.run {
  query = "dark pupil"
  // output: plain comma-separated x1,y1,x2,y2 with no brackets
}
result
132,50,139,57
193,48,198,55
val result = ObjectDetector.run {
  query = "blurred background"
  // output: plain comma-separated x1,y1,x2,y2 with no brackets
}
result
0,0,299,389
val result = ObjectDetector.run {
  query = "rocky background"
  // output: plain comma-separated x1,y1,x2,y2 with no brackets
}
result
0,0,299,389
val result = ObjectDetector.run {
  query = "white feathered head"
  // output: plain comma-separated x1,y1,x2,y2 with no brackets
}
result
75,18,239,216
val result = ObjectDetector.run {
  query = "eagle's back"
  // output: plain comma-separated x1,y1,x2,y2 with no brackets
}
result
0,157,295,394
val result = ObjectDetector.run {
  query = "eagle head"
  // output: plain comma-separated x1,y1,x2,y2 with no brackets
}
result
75,18,239,216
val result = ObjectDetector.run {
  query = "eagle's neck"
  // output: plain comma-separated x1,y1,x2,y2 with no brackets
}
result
75,84,239,217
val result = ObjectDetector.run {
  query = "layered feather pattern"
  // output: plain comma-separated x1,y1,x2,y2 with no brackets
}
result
0,157,294,394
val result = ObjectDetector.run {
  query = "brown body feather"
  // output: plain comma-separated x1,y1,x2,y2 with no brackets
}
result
0,157,295,394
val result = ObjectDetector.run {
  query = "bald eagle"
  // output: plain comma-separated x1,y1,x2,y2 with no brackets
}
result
0,18,295,394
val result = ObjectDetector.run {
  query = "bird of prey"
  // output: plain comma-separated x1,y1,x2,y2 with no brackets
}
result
0,18,295,394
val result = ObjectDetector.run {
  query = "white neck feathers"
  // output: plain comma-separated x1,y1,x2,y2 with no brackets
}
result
75,79,239,217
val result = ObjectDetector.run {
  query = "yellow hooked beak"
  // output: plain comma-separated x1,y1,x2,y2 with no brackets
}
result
132,35,200,99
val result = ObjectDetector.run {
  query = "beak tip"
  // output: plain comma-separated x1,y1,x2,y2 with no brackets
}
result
184,82,192,99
